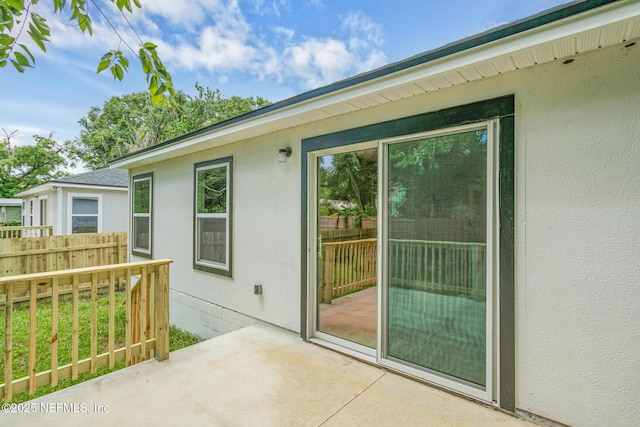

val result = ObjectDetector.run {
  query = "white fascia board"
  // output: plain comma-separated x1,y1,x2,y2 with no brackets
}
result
53,183,128,192
15,183,53,197
110,0,639,170
18,183,127,196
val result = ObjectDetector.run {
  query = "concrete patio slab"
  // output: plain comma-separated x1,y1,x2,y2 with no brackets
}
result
0,325,532,426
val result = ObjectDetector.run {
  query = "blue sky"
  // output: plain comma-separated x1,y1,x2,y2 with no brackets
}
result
1,0,569,153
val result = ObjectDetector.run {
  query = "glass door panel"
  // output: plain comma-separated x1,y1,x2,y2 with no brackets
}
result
386,128,488,386
316,148,378,349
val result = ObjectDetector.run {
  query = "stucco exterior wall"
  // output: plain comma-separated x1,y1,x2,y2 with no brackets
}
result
131,42,639,427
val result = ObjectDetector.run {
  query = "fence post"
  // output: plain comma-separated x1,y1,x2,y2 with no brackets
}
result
154,263,170,361
322,245,335,304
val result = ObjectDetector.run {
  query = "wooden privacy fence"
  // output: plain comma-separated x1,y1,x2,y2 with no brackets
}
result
0,259,172,402
321,238,377,303
0,226,53,239
0,231,127,277
320,238,486,303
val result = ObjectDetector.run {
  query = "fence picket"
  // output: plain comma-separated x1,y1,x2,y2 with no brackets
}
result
4,284,13,401
72,275,79,380
28,281,37,394
108,270,115,370
90,272,98,373
51,278,59,387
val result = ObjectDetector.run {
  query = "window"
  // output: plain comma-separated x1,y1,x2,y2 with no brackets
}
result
39,197,48,226
132,173,153,257
194,157,232,276
69,194,101,234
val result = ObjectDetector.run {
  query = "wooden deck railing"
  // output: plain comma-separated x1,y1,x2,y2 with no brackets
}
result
388,239,486,300
320,238,486,303
321,238,377,303
0,226,53,239
0,259,172,402
0,231,127,277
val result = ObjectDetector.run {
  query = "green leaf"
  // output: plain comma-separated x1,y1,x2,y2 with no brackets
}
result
10,58,25,72
0,34,15,46
0,59,7,67
100,51,113,62
53,0,65,13
143,42,157,50
28,30,47,52
31,13,50,37
6,0,26,11
114,63,124,80
13,51,31,67
18,44,34,63
97,59,111,73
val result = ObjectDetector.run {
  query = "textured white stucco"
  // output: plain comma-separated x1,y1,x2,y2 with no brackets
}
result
130,41,640,427
513,44,640,427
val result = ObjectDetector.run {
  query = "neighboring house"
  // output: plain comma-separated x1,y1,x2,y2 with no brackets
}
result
111,2,639,426
16,169,128,235
0,198,22,224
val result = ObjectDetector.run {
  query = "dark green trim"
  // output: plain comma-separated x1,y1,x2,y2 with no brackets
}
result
304,96,514,149
112,0,618,165
301,95,515,410
498,115,516,412
300,154,309,340
193,156,234,278
131,172,153,259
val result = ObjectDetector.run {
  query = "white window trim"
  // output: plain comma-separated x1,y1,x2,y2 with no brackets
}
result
132,174,153,256
194,158,232,275
67,193,103,234
38,195,48,226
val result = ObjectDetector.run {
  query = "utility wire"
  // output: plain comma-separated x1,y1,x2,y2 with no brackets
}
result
89,0,138,57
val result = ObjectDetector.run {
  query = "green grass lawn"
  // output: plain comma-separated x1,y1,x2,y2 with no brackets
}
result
0,293,203,404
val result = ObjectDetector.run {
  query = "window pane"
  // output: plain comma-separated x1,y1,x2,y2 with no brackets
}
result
197,166,227,214
198,217,227,265
72,197,98,214
134,216,150,250
387,129,487,386
134,180,150,213
72,216,98,234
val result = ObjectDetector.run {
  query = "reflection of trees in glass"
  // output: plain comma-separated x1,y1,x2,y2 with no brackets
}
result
319,148,378,218
389,130,487,219
197,166,227,214
134,180,150,213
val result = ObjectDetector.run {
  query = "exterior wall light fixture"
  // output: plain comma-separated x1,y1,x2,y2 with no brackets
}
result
278,147,292,163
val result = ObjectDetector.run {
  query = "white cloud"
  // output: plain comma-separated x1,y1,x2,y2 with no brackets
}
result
281,38,353,89
138,0,229,27
249,0,290,17
25,1,388,94
305,0,325,11
272,11,387,88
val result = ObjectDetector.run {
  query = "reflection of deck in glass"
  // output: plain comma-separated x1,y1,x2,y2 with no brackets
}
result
318,286,377,348
318,237,486,384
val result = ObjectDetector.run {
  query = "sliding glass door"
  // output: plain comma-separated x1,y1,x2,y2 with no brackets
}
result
382,124,494,397
307,122,497,401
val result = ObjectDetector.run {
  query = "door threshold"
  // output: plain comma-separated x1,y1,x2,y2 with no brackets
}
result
308,337,377,366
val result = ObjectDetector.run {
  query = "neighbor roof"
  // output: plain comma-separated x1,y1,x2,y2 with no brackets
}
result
50,169,128,188
16,169,129,197
111,0,639,169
